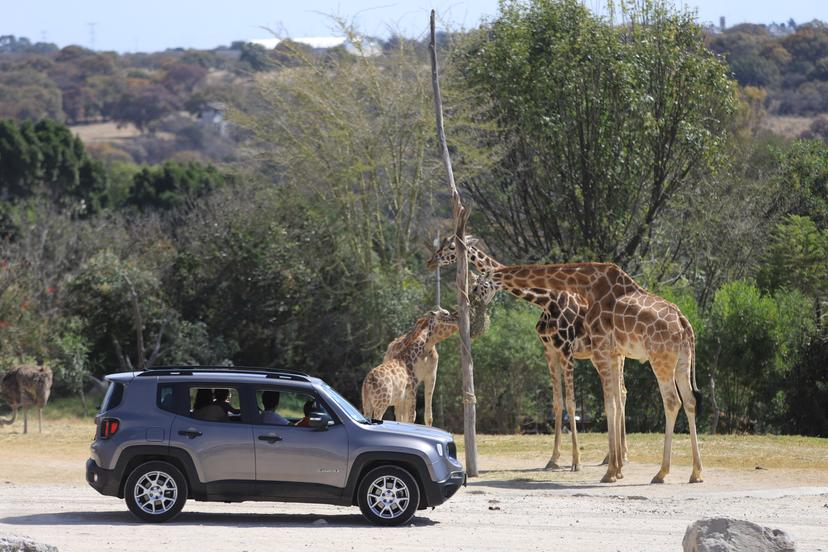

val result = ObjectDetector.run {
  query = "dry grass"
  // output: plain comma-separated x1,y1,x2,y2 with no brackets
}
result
759,114,817,138
456,432,828,471
70,121,142,143
2,417,827,486
0,418,95,485
69,121,175,143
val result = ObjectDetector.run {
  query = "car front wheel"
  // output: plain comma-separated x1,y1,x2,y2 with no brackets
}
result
357,465,420,526
124,461,188,522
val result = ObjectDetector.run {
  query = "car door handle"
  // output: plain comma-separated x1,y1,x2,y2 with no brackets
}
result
258,434,282,443
178,429,203,439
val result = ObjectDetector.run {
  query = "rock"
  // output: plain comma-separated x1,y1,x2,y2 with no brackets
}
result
0,534,60,552
683,518,796,552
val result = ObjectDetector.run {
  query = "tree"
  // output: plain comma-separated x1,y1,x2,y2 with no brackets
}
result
127,161,225,212
0,119,107,210
234,29,442,271
453,0,737,265
758,215,828,302
778,139,828,228
63,251,172,373
111,79,179,132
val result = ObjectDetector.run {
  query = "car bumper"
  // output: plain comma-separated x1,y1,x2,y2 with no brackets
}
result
422,469,466,507
86,458,120,497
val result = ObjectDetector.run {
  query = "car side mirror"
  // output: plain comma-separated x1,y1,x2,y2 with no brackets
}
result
308,411,332,429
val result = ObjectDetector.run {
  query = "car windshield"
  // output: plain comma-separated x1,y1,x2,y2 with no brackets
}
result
322,383,370,424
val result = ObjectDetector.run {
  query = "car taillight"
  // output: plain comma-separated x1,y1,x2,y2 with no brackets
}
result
100,419,120,439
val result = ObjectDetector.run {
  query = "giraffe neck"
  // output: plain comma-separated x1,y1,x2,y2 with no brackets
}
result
492,262,642,304
467,246,505,273
426,314,459,348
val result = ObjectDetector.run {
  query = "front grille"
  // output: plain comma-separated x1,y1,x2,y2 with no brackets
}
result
447,441,457,459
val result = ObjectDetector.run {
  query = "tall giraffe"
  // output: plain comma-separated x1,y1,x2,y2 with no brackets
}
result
472,273,628,471
362,308,459,423
440,242,627,471
430,237,702,484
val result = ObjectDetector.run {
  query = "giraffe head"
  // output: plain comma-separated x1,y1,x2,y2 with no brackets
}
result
399,307,452,351
426,235,479,270
471,271,498,304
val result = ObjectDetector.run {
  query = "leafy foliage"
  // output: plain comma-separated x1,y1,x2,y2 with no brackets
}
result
453,0,736,264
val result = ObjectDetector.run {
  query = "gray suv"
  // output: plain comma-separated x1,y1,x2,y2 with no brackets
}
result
86,366,465,526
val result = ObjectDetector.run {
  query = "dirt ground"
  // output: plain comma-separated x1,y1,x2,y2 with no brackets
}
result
1,422,827,551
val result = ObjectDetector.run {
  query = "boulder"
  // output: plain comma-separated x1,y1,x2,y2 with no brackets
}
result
0,534,59,552
683,518,796,552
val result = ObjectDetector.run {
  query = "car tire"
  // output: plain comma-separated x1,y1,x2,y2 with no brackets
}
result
357,465,420,526
124,461,188,522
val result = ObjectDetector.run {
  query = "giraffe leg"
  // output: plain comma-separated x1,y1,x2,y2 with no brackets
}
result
23,407,28,435
39,407,43,433
561,353,581,472
601,356,628,466
619,357,629,462
405,391,417,424
593,354,619,483
541,338,564,470
609,354,625,479
675,352,703,483
422,367,437,427
650,354,681,484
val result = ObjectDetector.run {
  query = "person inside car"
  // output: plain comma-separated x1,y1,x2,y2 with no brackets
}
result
192,389,226,421
261,391,289,425
212,388,241,415
294,399,316,427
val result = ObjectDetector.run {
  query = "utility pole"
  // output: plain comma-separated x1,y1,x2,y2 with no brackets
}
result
87,22,98,50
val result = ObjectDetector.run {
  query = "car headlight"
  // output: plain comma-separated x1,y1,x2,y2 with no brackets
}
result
436,443,444,456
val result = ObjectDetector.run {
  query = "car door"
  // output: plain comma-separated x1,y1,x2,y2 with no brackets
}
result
251,386,349,493
168,383,255,484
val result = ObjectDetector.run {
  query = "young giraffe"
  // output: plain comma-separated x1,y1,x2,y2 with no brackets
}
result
382,312,457,426
453,246,628,471
431,236,702,484
362,308,457,423
378,274,492,426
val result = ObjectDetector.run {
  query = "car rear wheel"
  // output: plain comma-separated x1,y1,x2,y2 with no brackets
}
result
124,461,188,522
357,465,420,526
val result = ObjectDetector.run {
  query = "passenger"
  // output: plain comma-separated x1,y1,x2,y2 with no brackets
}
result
193,389,226,421
294,400,316,427
213,388,241,415
261,391,289,425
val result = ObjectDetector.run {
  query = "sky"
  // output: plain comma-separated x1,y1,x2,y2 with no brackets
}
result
2,0,826,53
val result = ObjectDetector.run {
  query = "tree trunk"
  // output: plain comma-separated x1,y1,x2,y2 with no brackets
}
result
430,9,478,477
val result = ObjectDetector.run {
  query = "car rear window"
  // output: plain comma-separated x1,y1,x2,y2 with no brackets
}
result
100,382,124,412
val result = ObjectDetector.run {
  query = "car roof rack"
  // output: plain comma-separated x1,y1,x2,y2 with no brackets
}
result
138,365,312,382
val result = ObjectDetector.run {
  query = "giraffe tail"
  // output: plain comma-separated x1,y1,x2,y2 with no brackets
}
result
678,314,702,419
687,323,702,420
691,348,703,420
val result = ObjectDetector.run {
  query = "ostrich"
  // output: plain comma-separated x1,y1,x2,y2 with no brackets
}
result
1,364,54,434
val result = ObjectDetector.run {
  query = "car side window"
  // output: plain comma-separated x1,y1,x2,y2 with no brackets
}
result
157,384,176,413
186,386,243,422
256,389,330,427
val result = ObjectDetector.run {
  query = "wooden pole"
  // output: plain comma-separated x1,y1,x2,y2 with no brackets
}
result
429,9,478,477
434,231,441,308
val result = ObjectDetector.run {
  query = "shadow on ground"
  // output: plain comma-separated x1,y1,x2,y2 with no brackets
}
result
0,510,438,528
469,465,651,491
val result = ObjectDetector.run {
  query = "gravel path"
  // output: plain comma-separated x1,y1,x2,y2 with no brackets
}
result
1,462,826,551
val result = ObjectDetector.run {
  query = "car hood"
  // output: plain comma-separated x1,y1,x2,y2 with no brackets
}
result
362,421,453,441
